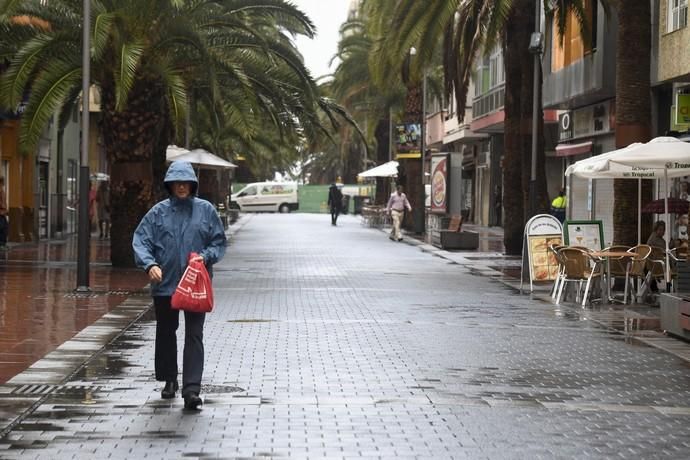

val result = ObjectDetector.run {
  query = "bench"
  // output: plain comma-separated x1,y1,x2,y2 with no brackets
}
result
439,215,479,250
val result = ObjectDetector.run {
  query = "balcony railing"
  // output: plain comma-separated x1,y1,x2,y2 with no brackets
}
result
472,85,505,120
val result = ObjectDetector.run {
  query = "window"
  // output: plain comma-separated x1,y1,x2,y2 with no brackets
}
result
551,0,597,71
669,0,688,32
489,50,504,89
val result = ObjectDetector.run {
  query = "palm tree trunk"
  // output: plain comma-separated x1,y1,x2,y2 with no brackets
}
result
101,77,169,267
613,0,652,246
374,118,391,205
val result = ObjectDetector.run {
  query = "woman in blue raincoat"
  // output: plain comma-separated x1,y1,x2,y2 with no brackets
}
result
132,161,226,410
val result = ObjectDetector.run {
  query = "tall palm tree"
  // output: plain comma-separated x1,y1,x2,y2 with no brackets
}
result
324,18,405,184
361,0,590,254
612,0,652,245
0,0,341,266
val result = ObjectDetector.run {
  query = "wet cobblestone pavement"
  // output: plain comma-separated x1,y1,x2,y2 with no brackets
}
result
1,214,690,459
0,237,147,384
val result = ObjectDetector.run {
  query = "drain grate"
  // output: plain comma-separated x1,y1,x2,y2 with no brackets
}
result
63,293,101,299
11,384,100,396
201,384,245,394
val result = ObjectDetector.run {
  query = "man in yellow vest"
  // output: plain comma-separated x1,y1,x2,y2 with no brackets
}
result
550,188,567,223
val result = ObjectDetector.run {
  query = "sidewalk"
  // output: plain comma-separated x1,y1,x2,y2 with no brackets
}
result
397,224,690,363
0,235,149,384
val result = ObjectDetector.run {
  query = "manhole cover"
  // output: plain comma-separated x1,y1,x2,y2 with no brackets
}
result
201,384,244,394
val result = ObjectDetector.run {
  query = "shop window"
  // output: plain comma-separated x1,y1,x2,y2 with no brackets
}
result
669,0,688,32
551,0,597,72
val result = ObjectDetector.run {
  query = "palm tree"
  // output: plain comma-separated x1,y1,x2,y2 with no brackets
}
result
361,0,590,254
0,0,341,266
612,0,652,245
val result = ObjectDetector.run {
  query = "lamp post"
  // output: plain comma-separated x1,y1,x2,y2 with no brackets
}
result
528,0,543,218
76,0,91,292
409,47,426,234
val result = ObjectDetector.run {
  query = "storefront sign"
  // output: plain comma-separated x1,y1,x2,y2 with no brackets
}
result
558,112,573,141
676,94,690,125
520,214,563,293
430,154,448,214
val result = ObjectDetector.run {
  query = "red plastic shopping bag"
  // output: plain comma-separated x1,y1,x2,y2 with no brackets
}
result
171,252,214,313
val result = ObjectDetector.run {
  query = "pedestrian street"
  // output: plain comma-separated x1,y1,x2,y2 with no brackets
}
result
1,213,689,459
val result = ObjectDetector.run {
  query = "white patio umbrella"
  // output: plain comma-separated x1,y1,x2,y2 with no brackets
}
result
166,147,237,170
566,136,690,286
358,160,399,178
166,144,191,159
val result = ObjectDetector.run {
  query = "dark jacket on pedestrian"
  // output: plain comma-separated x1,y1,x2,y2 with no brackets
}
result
327,184,342,211
132,161,227,296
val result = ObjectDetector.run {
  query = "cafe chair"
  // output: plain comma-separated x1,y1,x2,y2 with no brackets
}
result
556,247,602,307
624,244,652,304
602,245,632,301
548,243,566,299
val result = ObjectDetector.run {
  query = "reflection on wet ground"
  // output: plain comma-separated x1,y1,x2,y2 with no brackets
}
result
0,236,147,383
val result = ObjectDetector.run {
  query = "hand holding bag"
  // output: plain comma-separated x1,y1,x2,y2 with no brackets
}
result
171,252,214,313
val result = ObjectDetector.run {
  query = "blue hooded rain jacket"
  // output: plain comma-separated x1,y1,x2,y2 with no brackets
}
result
132,161,227,296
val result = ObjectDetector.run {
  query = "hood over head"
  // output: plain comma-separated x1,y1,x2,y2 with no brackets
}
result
164,161,198,195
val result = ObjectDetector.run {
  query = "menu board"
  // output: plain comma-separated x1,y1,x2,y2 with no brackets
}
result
563,220,604,252
528,235,562,281
521,214,564,292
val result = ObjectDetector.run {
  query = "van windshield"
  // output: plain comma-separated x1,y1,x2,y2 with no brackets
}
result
240,186,257,196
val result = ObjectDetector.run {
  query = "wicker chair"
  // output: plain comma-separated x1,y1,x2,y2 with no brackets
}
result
548,243,566,299
624,244,652,304
556,247,602,307
601,245,631,302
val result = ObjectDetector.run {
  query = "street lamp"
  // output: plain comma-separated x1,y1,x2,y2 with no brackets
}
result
409,47,426,234
76,0,91,292
528,0,543,218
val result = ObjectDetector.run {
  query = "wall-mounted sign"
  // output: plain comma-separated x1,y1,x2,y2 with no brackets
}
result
676,94,690,125
520,214,563,293
559,112,573,141
430,154,449,214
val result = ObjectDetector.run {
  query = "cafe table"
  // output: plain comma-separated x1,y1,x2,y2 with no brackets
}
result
589,250,636,303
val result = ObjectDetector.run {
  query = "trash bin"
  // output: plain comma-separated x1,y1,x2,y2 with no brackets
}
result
341,195,350,215
353,196,365,215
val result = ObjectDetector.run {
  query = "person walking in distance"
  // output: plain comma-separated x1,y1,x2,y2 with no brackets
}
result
386,184,412,242
132,161,227,410
96,181,111,239
327,182,343,226
0,177,7,249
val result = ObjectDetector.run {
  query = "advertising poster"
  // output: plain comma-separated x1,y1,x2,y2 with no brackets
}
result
430,154,448,214
528,235,562,281
395,123,421,158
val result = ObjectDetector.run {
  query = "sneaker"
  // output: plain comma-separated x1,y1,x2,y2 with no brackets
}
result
183,392,202,410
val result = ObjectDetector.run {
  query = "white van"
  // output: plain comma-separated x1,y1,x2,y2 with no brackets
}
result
230,182,299,213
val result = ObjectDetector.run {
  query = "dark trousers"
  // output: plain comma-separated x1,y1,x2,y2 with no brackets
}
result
154,296,205,396
0,215,7,246
330,206,340,225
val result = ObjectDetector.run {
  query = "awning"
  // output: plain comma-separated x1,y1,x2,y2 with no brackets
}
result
555,141,593,157
358,160,399,178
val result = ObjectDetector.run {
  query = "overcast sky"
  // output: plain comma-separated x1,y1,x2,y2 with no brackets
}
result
291,0,352,80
